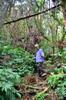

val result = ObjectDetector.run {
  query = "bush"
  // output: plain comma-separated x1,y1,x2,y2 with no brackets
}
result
0,45,35,76
48,70,66,100
0,68,21,100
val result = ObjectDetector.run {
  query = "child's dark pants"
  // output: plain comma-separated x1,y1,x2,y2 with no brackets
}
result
36,62,44,77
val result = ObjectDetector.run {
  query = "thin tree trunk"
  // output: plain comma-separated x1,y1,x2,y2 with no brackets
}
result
0,0,13,28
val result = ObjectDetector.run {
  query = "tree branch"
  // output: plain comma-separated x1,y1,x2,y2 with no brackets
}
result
4,4,61,25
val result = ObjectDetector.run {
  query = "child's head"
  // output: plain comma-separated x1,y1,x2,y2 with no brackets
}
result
34,44,39,49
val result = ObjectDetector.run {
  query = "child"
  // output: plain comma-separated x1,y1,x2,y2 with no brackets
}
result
34,44,45,77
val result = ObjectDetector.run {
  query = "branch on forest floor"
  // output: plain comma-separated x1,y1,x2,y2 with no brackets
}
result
22,84,48,90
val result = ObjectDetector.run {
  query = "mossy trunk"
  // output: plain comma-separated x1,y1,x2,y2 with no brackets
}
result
61,0,66,27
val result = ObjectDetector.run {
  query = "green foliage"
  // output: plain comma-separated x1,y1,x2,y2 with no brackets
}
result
48,74,64,88
48,72,66,99
62,48,66,63
36,0,45,7
53,68,64,74
37,91,48,100
56,85,66,100
0,44,34,76
0,68,21,100
54,50,66,65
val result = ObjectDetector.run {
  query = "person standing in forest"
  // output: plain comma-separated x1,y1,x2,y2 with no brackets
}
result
34,44,45,77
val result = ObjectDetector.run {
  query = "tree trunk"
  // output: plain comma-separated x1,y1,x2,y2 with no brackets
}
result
61,0,66,27
0,0,13,28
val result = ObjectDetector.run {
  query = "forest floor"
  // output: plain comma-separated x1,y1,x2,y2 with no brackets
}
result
18,71,59,100
20,74,48,100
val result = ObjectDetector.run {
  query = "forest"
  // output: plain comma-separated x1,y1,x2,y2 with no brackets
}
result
0,0,66,100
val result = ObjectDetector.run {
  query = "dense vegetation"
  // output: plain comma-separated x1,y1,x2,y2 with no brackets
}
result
0,44,34,76
0,0,66,100
0,41,35,100
0,68,21,100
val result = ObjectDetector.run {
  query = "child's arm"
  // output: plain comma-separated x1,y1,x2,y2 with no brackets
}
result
40,49,44,58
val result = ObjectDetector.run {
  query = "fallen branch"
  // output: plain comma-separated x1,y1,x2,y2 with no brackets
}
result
22,84,46,90
32,87,49,100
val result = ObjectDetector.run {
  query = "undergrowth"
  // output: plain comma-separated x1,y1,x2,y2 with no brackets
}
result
0,44,35,76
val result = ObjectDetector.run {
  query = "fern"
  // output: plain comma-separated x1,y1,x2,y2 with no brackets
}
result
48,73,66,99
0,68,21,100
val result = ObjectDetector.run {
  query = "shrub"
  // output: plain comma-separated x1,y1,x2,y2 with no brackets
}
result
48,72,66,100
0,45,35,76
0,68,21,100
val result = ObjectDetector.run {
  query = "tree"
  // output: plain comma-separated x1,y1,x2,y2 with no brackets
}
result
0,0,14,28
